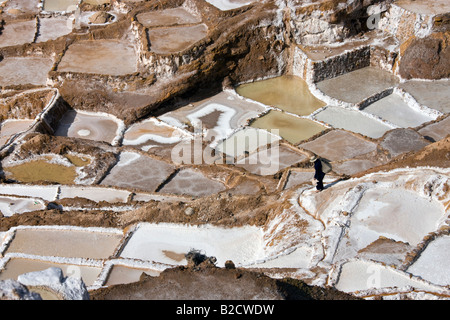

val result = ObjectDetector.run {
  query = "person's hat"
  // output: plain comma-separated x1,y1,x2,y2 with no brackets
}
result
309,155,318,162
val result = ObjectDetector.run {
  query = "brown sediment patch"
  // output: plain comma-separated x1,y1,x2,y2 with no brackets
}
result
162,250,185,262
198,109,224,129
0,89,56,121
3,159,78,184
65,154,91,167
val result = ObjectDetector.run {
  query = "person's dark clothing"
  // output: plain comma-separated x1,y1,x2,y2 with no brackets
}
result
313,159,325,191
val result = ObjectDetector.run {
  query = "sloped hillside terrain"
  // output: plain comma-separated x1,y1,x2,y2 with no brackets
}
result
0,0,449,300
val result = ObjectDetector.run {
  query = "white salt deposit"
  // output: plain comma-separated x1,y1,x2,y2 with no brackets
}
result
333,260,443,294
58,186,131,203
0,196,46,217
407,236,450,287
205,0,255,11
0,184,59,202
120,223,265,267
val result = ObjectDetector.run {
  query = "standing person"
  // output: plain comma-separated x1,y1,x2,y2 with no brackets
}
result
310,154,325,191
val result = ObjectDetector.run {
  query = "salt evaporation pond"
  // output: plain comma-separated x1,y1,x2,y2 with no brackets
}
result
158,168,226,197
55,110,122,145
137,7,201,27
0,257,102,287
236,75,326,116
57,40,137,76
3,159,79,184
104,265,161,286
147,24,208,54
120,223,264,267
362,93,434,128
0,119,34,145
334,260,439,294
342,187,444,259
205,0,256,11
314,106,393,139
407,236,450,286
4,227,123,259
215,127,280,159
0,20,36,48
100,152,175,192
0,57,53,87
251,110,326,144
315,67,399,104
42,0,78,12
0,196,45,216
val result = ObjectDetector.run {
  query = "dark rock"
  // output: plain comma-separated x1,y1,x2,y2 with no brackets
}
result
399,32,450,80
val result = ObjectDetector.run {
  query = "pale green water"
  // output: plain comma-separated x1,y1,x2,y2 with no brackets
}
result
251,110,326,144
236,75,326,116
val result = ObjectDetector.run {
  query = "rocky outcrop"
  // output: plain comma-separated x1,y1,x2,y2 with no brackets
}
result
399,32,450,80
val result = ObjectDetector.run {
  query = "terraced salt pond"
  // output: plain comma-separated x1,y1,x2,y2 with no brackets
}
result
2,227,123,259
147,24,208,54
0,223,270,287
333,260,443,295
0,196,46,216
315,67,399,105
2,154,91,185
42,0,78,12
0,20,36,48
0,258,102,287
205,0,256,11
54,110,123,145
342,187,444,255
0,57,53,87
100,152,175,192
137,7,201,27
122,118,186,151
3,159,78,184
215,127,280,159
158,168,226,197
0,0,449,300
57,40,138,76
251,110,326,144
119,223,264,267
236,75,326,116
0,119,34,146
314,106,393,139
362,93,435,128
407,236,450,286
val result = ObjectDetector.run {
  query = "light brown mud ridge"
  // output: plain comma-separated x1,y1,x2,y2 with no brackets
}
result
0,0,449,300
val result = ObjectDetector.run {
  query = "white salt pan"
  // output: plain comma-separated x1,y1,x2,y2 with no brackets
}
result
120,223,264,267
